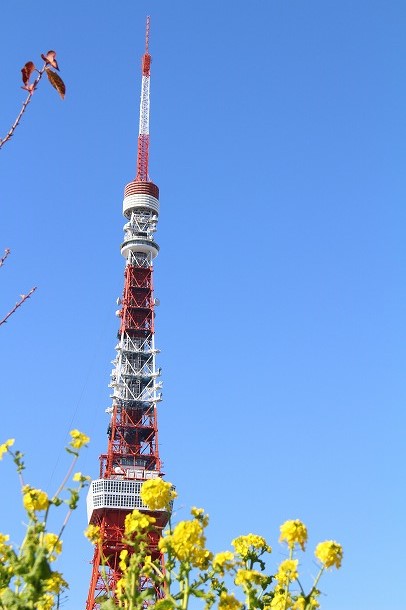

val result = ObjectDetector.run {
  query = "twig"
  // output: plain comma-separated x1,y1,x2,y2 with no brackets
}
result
0,63,47,150
0,248,11,267
0,286,37,326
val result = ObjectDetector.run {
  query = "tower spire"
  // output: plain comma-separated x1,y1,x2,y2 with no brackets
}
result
136,16,151,182
85,19,170,609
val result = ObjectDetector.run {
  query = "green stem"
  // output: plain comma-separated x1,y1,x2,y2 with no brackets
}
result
181,571,190,610
52,454,78,501
282,547,294,610
129,564,137,610
56,480,85,542
9,449,26,487
18,519,34,557
296,576,305,596
309,566,324,596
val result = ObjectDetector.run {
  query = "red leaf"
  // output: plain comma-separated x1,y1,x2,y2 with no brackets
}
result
45,68,66,99
21,61,35,86
41,50,59,71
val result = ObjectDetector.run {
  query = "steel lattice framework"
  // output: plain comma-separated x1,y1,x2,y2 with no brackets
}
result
86,17,171,609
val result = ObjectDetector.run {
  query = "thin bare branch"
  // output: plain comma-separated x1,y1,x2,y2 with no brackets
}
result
0,63,47,150
0,248,11,267
0,286,37,326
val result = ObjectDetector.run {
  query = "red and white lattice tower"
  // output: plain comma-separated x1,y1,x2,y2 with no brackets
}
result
86,17,170,609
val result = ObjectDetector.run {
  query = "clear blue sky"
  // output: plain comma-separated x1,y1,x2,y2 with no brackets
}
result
1,1,405,609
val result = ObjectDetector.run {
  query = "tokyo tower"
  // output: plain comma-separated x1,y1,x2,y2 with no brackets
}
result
85,17,170,608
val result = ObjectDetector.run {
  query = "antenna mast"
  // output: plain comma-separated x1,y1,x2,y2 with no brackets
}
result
136,16,151,181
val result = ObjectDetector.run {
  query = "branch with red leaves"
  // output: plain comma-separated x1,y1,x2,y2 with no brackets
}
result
0,287,37,326
0,50,66,150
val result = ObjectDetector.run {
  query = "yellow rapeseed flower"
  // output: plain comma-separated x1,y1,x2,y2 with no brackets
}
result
22,486,49,512
193,547,213,569
119,549,129,572
232,533,271,557
73,472,91,482
44,572,68,594
69,429,90,449
42,533,62,561
124,509,156,536
0,439,14,460
115,577,127,598
37,595,55,610
0,533,10,559
292,595,320,609
315,540,343,569
84,524,102,544
218,592,243,610
0,533,10,546
159,519,212,568
235,569,267,588
213,550,235,572
190,506,209,527
279,520,308,551
271,590,293,610
140,478,177,510
275,559,299,586
141,554,155,577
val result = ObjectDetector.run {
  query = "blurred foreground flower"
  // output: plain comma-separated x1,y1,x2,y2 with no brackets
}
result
69,429,90,449
0,434,89,610
0,438,15,460
84,524,102,545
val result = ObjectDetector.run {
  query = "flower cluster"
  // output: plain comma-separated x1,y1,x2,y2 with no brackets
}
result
213,550,235,573
84,524,102,545
22,485,49,512
0,438,14,460
218,592,243,610
119,549,130,572
159,509,212,568
275,558,299,586
232,533,271,558
279,519,308,551
73,471,91,483
69,429,90,449
315,540,343,569
41,533,62,562
125,510,156,536
292,595,320,609
271,589,293,609
140,477,177,510
234,568,268,588
43,571,68,594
